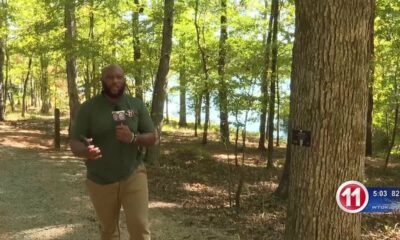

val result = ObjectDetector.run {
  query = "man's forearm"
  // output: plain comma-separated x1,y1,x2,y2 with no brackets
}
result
135,132,156,147
70,140,88,158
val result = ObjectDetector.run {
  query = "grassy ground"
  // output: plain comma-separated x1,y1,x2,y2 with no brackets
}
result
1,113,400,239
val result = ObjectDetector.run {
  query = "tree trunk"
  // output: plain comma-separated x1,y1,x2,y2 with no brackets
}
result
202,91,210,144
285,0,373,239
3,46,8,110
33,76,39,108
145,0,174,165
197,93,202,127
234,119,239,166
22,58,32,117
218,0,229,144
267,0,279,168
258,0,274,150
0,40,4,121
366,84,373,155
276,42,296,199
40,56,51,114
275,118,291,199
276,76,280,147
385,111,390,144
84,61,91,100
8,90,14,112
385,102,399,168
366,0,375,156
178,67,187,127
235,109,250,210
65,0,81,137
0,5,5,121
194,94,202,137
89,0,97,97
133,0,143,100
194,0,210,145
30,77,35,107
165,93,169,124
385,64,398,168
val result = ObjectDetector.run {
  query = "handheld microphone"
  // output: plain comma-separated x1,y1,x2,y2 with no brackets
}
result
111,105,126,124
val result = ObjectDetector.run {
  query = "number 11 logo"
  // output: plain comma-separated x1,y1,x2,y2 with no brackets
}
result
336,181,369,213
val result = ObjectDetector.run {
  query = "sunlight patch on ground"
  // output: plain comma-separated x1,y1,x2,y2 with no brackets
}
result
182,182,226,195
0,129,52,150
258,181,279,191
149,201,181,209
212,153,267,167
45,155,79,160
1,224,83,240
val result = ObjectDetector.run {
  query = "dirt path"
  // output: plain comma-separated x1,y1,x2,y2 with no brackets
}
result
0,122,235,240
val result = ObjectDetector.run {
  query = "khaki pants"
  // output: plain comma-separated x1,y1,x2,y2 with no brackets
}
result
86,164,150,240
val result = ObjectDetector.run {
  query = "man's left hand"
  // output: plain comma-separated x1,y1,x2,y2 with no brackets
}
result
116,123,133,144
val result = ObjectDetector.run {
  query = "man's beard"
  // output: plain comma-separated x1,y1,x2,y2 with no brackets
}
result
102,81,126,99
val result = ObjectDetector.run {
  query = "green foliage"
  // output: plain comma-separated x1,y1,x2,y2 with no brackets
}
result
373,0,400,151
3,0,295,139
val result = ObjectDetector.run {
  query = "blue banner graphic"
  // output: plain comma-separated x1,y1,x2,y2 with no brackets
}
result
362,187,400,213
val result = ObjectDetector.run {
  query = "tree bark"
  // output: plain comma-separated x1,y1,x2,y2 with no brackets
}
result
145,0,174,165
133,0,143,100
218,0,229,144
194,94,202,137
275,119,291,199
197,93,202,127
89,0,97,96
65,0,80,136
202,91,210,144
285,0,373,239
165,93,169,124
384,63,398,168
0,39,4,121
30,76,35,107
194,0,210,145
178,67,187,127
0,0,5,121
84,63,91,100
3,46,8,111
276,76,280,147
267,0,279,168
276,37,296,199
22,58,32,117
385,102,399,168
40,56,51,114
258,0,274,150
366,0,375,156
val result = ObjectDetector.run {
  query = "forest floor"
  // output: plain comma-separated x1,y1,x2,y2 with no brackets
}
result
0,115,400,240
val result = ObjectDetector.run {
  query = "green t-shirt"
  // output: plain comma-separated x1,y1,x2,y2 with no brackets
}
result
72,93,154,184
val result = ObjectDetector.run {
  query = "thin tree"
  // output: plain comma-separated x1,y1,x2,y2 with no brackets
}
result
366,0,376,156
133,0,144,99
178,66,188,127
145,0,174,164
266,0,279,168
40,55,51,114
65,0,80,136
194,0,210,145
385,65,399,168
258,0,275,149
22,58,32,117
0,0,7,121
218,0,229,144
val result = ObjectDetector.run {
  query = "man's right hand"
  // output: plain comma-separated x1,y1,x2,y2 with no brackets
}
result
87,145,102,160
70,139,102,160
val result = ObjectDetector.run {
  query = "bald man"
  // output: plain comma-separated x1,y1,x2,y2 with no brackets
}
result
70,64,156,240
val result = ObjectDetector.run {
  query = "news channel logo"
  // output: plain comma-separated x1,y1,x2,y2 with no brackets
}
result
336,181,400,213
336,180,369,213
